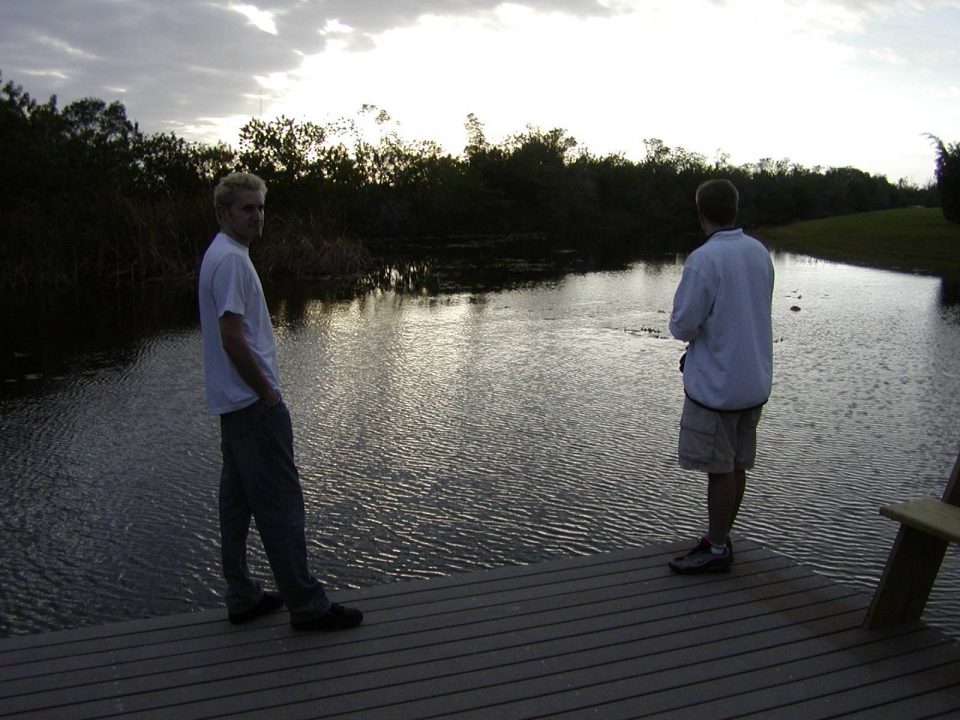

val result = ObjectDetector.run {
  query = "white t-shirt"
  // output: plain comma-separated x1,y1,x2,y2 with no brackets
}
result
669,228,774,411
198,232,281,415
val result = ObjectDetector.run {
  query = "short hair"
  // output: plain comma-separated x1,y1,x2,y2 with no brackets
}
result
213,172,267,209
695,179,739,226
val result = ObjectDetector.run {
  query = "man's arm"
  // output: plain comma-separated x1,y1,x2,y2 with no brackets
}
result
669,267,711,342
219,311,280,404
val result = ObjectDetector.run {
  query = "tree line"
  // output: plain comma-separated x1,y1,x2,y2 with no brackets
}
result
929,134,960,223
0,71,952,290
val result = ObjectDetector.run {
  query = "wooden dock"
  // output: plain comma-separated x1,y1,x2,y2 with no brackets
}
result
2,539,959,719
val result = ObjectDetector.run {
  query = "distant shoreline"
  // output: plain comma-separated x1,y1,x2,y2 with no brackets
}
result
756,207,960,278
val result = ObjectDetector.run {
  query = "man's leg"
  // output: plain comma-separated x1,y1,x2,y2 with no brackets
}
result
707,469,746,546
669,470,737,574
672,403,753,574
732,469,747,525
226,400,331,621
219,419,263,612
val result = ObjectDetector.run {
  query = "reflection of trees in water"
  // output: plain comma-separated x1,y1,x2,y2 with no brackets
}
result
8,240,958,396
1,283,198,389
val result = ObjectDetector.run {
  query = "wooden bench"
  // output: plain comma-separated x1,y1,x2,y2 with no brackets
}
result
864,449,960,629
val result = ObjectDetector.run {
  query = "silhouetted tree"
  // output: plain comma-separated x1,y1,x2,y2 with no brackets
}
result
463,113,488,159
928,134,960,223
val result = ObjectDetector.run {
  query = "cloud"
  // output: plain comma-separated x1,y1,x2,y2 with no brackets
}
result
0,0,613,137
274,0,612,35
231,3,280,35
1,0,956,181
2,1,310,133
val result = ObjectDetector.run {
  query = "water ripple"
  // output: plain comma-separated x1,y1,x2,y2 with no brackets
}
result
2,257,959,638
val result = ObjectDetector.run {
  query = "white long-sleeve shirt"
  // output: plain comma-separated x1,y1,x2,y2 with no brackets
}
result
669,228,774,411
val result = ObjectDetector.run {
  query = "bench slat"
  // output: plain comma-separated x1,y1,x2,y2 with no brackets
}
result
880,498,960,544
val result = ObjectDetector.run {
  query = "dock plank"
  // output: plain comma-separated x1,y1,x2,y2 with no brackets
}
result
1,540,957,720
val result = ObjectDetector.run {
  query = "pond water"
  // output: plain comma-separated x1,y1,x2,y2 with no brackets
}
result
2,250,959,639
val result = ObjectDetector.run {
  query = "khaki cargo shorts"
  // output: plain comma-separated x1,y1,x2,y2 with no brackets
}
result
678,396,763,474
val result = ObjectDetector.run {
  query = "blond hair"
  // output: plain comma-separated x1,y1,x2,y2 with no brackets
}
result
213,172,267,210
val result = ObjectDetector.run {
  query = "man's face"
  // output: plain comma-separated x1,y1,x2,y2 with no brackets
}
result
219,188,265,246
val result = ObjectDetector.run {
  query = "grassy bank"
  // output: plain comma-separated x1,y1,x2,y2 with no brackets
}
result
756,207,960,277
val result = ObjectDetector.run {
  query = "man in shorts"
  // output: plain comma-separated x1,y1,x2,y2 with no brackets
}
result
667,179,774,574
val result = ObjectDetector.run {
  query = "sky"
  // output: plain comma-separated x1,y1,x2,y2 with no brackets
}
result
2,0,958,185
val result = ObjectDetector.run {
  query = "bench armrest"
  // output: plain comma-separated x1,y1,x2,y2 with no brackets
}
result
880,498,960,544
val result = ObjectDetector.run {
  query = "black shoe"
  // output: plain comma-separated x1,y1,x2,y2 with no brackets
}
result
668,537,732,575
228,591,284,625
291,602,364,631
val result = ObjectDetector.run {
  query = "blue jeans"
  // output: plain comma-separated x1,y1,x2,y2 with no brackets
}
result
218,399,331,621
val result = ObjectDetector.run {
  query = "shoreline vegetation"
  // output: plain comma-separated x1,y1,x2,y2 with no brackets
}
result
757,207,960,279
2,71,950,292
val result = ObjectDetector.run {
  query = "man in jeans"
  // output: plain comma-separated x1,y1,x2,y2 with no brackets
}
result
667,179,774,574
198,171,362,630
